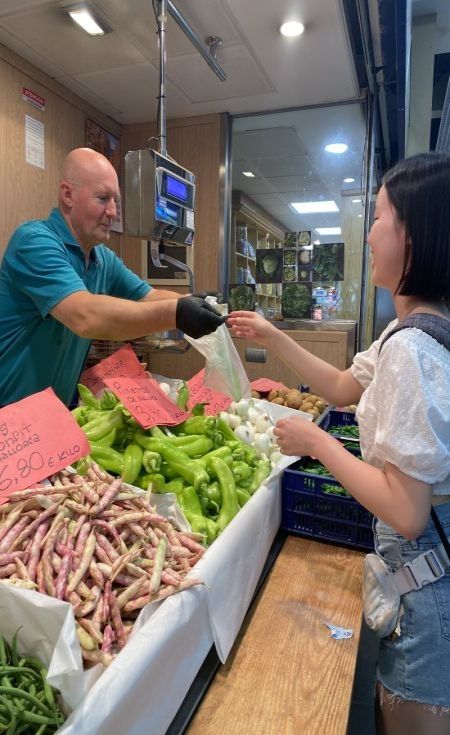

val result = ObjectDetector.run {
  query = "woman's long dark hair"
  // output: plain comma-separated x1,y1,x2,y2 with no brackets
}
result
383,152,450,305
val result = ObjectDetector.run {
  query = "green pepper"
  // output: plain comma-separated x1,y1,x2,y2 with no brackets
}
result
177,487,218,544
246,459,272,495
77,383,101,409
199,482,222,516
149,425,168,440
71,405,91,426
176,381,189,411
191,402,207,416
173,415,217,437
232,461,253,484
122,443,144,485
196,445,233,470
160,461,181,480
142,450,162,473
216,417,237,442
164,478,185,495
82,409,124,442
92,427,117,447
137,473,166,492
210,457,240,532
178,484,203,517
99,390,120,410
236,487,251,507
134,437,209,493
89,445,124,475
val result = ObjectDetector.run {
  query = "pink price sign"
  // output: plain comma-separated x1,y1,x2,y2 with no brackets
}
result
104,377,190,429
251,378,287,393
80,344,148,395
187,370,231,416
0,388,90,505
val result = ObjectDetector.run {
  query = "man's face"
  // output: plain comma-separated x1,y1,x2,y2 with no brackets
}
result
64,165,120,251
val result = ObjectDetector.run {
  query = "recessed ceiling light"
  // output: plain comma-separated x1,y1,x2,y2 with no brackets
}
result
67,5,109,35
313,239,321,245
290,200,339,214
343,177,355,183
242,171,255,178
352,198,361,204
279,20,305,37
315,227,342,236
357,214,363,218
325,143,348,154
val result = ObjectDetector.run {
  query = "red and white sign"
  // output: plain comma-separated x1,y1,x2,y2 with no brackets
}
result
104,377,190,429
187,369,231,416
80,344,148,395
22,87,46,111
0,388,90,504
251,378,287,393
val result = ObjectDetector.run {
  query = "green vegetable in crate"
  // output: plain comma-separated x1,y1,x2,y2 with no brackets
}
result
195,445,233,469
99,390,120,410
163,435,214,457
164,478,185,495
232,461,253,484
70,405,92,425
328,424,359,439
121,443,143,485
142,450,162,473
236,486,251,507
0,631,66,733
199,482,222,515
210,457,240,532
322,482,350,497
92,427,117,447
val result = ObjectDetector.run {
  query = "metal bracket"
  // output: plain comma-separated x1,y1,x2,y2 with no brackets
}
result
150,239,195,293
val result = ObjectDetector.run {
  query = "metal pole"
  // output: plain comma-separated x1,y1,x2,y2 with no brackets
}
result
167,0,226,81
358,92,376,351
157,0,167,156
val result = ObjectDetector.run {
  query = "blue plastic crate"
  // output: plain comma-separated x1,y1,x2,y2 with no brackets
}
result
281,458,373,551
320,408,359,441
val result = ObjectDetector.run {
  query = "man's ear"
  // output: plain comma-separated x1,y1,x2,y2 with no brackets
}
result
60,180,74,208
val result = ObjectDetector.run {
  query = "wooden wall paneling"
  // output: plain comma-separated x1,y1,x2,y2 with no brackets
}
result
0,42,122,261
121,114,227,294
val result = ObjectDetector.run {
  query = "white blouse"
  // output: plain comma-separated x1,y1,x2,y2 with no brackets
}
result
351,320,450,494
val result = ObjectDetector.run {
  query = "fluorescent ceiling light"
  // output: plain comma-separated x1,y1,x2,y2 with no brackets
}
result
352,198,361,203
242,171,255,178
343,177,355,183
279,20,305,37
67,5,108,35
315,227,341,236
291,200,339,214
325,143,348,154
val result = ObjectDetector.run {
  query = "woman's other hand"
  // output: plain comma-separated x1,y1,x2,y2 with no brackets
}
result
227,310,279,345
273,415,324,457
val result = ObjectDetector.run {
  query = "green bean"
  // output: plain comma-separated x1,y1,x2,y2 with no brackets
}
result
0,687,53,716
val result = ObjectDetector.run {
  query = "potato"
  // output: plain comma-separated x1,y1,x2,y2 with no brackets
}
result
271,396,285,405
267,389,279,401
300,401,314,411
285,389,303,409
278,388,289,398
315,400,326,411
251,390,261,399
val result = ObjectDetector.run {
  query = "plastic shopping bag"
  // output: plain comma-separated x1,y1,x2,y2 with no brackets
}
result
184,323,251,401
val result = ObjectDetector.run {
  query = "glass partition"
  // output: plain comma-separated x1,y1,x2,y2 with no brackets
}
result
229,102,371,329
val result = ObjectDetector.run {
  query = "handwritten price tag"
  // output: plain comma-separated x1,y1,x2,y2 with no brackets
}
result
0,388,90,505
105,377,190,429
187,370,231,416
251,378,287,393
80,344,148,395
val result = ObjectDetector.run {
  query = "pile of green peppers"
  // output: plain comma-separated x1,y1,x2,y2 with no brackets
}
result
72,384,272,545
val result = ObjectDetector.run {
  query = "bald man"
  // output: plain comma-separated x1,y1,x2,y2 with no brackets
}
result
0,148,223,406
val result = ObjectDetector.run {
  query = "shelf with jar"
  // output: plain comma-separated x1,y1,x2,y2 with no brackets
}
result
230,190,285,297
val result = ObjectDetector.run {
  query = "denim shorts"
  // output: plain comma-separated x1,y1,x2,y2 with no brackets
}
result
375,502,450,706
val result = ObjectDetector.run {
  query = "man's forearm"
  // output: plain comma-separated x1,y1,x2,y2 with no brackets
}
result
52,292,178,340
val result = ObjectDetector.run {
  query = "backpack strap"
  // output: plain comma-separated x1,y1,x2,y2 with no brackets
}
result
379,313,450,354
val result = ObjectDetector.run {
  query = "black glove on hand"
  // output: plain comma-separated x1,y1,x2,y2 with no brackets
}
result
176,296,225,339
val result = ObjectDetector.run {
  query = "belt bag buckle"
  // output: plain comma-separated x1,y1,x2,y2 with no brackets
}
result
401,549,446,591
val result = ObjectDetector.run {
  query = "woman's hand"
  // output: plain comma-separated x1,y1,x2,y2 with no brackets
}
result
273,416,325,457
227,310,279,345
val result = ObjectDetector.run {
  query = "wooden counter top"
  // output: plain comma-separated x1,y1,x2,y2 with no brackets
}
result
187,536,364,735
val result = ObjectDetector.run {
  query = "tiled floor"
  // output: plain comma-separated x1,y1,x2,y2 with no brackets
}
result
347,619,380,735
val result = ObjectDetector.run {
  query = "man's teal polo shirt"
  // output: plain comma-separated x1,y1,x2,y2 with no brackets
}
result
0,208,151,406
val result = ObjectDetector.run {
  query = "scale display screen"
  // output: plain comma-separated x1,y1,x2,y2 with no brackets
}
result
166,174,188,203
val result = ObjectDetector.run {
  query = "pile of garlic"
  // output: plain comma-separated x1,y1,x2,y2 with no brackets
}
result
219,398,282,467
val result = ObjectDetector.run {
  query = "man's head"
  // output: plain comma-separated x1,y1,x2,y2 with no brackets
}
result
59,148,120,253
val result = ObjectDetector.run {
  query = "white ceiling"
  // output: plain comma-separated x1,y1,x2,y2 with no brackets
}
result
0,0,360,124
